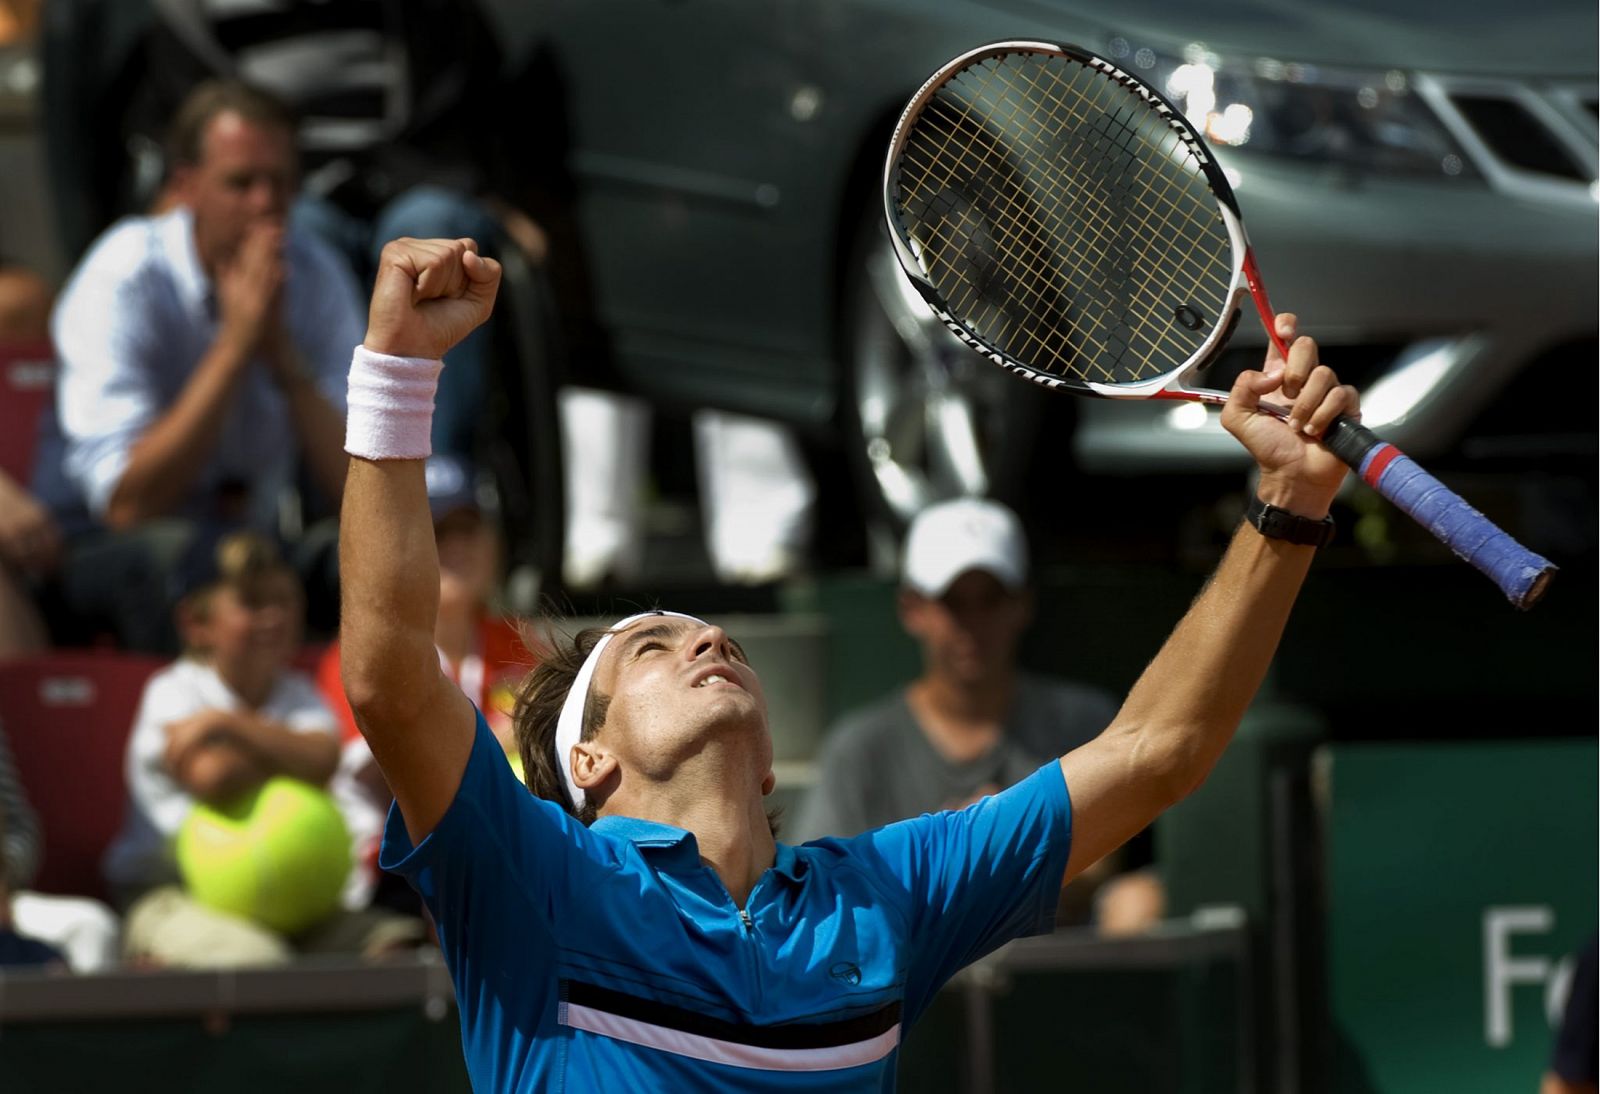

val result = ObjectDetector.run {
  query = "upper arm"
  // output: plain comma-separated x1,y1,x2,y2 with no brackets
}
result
52,246,161,512
856,763,1072,1012
348,666,478,846
1057,723,1181,885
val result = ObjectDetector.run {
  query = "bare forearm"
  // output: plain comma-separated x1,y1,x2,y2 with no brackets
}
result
338,457,444,722
1057,522,1317,880
177,742,269,805
228,713,340,785
106,335,251,527
1116,523,1313,798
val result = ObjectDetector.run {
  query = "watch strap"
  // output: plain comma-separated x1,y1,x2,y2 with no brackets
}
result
1245,493,1336,548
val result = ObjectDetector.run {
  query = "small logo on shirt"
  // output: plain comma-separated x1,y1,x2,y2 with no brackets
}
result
829,961,862,987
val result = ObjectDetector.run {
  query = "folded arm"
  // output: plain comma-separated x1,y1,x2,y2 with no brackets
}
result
165,709,340,805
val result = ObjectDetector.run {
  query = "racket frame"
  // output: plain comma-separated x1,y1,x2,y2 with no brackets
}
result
882,40,1557,608
883,39,1287,406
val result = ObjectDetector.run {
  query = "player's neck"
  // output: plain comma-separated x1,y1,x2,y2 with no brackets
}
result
606,757,776,907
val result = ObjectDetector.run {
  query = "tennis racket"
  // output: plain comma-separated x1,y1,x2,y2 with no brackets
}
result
883,40,1555,609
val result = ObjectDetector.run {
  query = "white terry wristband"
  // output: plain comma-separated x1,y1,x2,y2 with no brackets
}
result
344,344,444,460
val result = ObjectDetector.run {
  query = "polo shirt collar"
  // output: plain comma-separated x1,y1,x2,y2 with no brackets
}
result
592,815,702,871
589,815,806,883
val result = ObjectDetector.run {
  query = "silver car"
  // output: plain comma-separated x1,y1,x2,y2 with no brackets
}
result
519,0,1596,532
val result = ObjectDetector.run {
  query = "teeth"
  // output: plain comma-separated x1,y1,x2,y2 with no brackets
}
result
698,675,727,687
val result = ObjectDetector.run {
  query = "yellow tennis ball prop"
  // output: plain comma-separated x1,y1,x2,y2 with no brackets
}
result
176,777,352,935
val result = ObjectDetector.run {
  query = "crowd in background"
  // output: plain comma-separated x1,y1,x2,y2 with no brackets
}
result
0,0,1161,977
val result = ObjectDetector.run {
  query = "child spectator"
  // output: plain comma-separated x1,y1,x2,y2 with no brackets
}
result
102,532,423,966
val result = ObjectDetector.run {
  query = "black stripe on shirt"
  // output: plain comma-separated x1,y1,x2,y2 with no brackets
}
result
561,981,902,1051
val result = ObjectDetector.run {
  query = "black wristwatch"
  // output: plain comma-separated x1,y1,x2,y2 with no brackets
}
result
1244,493,1336,548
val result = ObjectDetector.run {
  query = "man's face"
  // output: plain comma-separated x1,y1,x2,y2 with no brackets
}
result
436,510,499,614
590,616,773,791
900,569,1032,686
176,110,298,271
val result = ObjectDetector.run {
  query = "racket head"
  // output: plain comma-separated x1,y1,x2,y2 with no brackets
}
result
883,40,1253,402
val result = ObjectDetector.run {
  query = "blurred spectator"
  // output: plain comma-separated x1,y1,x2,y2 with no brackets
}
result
118,0,541,475
794,497,1159,931
32,80,361,651
0,264,58,656
42,0,816,590
0,719,121,972
0,801,66,970
144,0,821,588
1544,934,1598,1094
101,532,424,967
317,454,534,910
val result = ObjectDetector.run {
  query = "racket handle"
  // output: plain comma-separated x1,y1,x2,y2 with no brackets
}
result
1321,418,1555,609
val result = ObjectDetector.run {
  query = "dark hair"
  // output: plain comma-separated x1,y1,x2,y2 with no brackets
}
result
511,623,612,825
166,79,298,168
509,618,780,836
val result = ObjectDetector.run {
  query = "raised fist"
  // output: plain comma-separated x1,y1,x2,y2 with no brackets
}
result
363,237,501,361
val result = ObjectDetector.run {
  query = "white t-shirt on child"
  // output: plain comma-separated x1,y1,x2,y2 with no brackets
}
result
102,658,339,899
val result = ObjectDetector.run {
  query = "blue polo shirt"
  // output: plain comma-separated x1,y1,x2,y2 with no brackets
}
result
380,712,1073,1092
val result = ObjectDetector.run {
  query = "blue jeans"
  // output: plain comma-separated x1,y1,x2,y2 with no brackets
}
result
295,186,499,463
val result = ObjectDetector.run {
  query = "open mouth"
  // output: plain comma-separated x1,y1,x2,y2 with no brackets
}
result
692,671,741,690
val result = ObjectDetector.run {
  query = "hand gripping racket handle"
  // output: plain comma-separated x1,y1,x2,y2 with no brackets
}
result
1321,418,1556,609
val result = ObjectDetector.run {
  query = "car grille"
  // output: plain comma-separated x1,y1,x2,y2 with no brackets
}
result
1421,76,1598,195
1449,95,1590,181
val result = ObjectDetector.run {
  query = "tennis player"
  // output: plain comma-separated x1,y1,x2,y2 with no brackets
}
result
339,237,1358,1091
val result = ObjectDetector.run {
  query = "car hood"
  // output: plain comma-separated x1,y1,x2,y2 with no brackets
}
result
975,0,1598,79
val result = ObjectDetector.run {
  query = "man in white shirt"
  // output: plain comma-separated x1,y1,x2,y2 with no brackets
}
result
35,80,363,651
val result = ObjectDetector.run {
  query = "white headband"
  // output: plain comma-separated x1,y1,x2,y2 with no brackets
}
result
553,610,708,810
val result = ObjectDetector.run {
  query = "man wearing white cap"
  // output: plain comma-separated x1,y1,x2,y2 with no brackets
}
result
338,237,1360,1091
793,499,1114,859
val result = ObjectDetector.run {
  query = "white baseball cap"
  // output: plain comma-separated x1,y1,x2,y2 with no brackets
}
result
902,497,1028,598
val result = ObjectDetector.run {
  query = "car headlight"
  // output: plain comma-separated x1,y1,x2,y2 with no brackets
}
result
1104,39,1478,179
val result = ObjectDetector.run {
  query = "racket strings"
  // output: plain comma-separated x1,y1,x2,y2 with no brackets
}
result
928,55,1222,375
901,97,1082,374
899,71,1146,377
984,57,1233,377
891,50,1235,385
